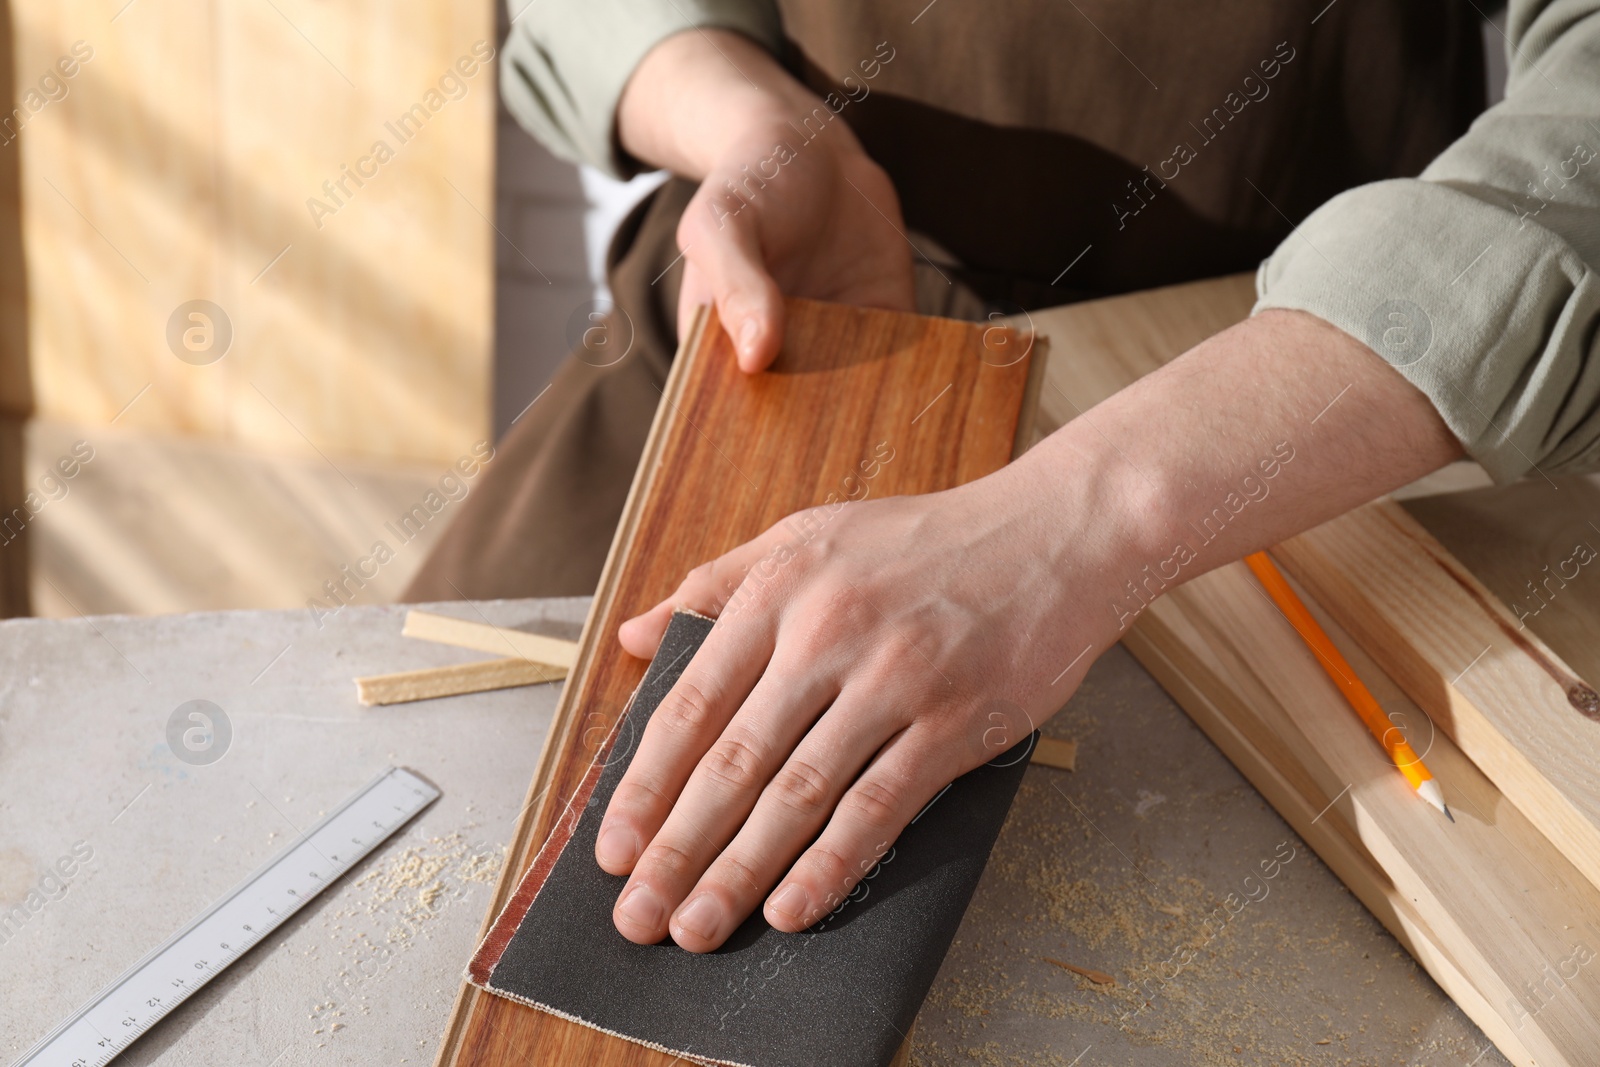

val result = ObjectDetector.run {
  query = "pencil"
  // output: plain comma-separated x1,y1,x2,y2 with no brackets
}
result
1243,550,1454,822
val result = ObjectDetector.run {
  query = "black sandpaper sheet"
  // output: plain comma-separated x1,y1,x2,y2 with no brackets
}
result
479,611,1033,1067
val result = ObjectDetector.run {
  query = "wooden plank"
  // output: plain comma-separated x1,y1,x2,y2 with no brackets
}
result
1273,502,1600,897
403,610,579,668
1162,562,1599,1064
15,1,492,464
436,298,1044,1067
356,657,565,706
1404,474,1600,698
1027,274,1600,1065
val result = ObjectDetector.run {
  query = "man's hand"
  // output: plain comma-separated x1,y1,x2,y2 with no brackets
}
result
618,30,915,372
593,309,1463,952
599,465,1127,951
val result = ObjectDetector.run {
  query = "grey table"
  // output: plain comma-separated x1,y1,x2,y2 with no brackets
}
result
0,599,1501,1066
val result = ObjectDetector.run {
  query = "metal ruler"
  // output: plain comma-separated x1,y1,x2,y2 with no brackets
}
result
12,766,441,1067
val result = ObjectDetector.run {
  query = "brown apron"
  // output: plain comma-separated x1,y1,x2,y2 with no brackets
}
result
403,0,1483,601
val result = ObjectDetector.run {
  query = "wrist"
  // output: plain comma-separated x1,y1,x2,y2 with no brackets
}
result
995,419,1175,635
620,29,848,178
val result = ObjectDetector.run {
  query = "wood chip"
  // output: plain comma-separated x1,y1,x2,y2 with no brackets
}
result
1030,736,1078,771
1040,956,1115,985
355,658,566,706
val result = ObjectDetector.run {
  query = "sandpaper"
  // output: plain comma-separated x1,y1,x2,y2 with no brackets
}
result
469,610,1033,1066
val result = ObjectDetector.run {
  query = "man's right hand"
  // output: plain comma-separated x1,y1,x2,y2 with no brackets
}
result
618,30,916,373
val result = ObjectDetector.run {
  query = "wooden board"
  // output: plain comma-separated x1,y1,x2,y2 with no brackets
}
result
1274,501,1600,897
1405,474,1600,690
404,609,580,668
1027,274,1600,1065
14,1,492,464
355,656,565,706
436,297,1045,1067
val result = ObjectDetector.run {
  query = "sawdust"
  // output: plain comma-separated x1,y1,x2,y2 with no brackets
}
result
912,682,1501,1067
307,828,505,1038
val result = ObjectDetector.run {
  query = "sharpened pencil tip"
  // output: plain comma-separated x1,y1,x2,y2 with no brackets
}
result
1416,778,1451,820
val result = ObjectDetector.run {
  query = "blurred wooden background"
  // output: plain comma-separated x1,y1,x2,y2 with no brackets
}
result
0,1,670,619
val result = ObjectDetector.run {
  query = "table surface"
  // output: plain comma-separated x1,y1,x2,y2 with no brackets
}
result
0,599,1504,1067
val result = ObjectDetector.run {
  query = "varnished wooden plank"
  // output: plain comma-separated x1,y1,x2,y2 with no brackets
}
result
436,298,1043,1067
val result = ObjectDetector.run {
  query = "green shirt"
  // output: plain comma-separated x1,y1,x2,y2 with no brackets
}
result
500,0,1600,483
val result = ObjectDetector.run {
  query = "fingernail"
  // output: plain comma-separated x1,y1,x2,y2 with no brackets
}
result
768,882,811,922
596,825,639,870
738,318,758,357
617,883,665,931
674,893,724,942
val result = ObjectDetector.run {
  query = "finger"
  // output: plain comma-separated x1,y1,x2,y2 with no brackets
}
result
763,728,953,932
619,661,844,951
601,611,779,942
681,196,784,373
666,686,905,951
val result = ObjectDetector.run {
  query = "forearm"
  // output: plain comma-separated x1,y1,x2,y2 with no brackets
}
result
618,29,837,178
1009,309,1463,630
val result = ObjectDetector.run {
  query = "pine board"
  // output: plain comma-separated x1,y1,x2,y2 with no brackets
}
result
1404,474,1600,690
403,609,580,668
1274,503,1600,896
1027,274,1600,1065
435,298,1045,1067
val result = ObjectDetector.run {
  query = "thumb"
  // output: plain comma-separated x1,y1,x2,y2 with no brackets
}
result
691,210,786,373
716,258,785,373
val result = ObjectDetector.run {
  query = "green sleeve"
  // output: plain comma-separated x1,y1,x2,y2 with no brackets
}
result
499,0,784,179
1255,0,1600,482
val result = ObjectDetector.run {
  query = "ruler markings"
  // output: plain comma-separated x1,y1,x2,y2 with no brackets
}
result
11,767,440,1067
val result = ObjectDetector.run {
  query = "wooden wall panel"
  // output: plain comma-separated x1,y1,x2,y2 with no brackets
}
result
12,0,491,464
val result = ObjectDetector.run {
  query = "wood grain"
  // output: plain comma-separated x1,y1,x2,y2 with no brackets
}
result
404,610,579,669
1404,474,1600,693
1028,273,1600,1065
436,298,1044,1067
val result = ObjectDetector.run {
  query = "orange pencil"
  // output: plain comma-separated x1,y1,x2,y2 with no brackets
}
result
1243,550,1453,822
